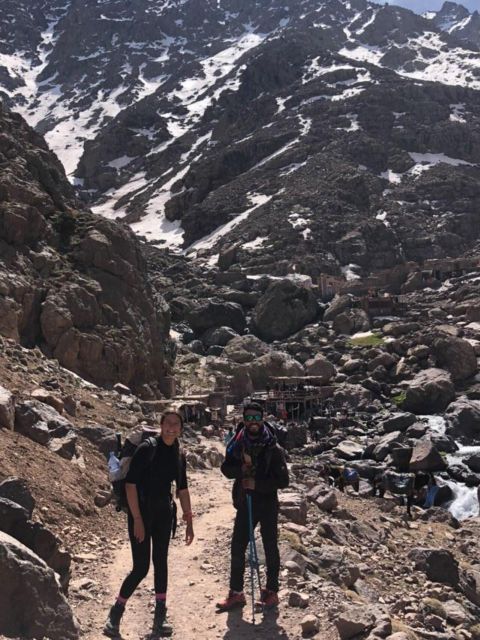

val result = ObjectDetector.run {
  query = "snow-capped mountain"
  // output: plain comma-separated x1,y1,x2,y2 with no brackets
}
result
1,0,479,277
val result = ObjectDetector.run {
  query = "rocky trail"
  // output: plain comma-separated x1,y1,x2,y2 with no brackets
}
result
77,462,323,640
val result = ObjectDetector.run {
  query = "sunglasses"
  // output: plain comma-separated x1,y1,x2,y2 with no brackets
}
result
244,414,263,422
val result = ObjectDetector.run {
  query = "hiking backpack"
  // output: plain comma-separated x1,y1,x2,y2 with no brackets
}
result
110,426,160,513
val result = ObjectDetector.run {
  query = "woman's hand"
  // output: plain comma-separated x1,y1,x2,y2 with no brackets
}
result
185,520,194,545
133,517,145,543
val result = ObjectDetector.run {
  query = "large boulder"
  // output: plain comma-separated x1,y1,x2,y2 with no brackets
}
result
445,398,480,442
222,334,270,363
372,431,403,462
247,351,304,390
402,368,455,414
409,439,447,472
0,532,79,639
79,423,117,457
431,336,478,382
334,440,364,461
187,299,245,336
324,295,352,322
304,355,336,383
460,566,480,607
382,412,416,433
334,606,375,640
252,280,318,341
0,385,15,429
0,498,71,591
278,493,308,525
310,546,360,588
201,326,239,348
408,548,459,587
0,477,35,518
15,400,75,449
333,309,370,335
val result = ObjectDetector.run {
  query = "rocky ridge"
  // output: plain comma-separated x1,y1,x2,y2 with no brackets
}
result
0,103,172,395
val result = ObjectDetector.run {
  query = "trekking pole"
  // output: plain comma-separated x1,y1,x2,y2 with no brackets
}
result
246,492,262,624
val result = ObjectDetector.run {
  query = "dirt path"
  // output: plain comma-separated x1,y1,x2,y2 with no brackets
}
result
79,464,306,640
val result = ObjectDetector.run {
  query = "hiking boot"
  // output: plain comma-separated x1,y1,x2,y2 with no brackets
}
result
216,590,247,612
104,602,124,637
151,601,173,638
259,588,279,609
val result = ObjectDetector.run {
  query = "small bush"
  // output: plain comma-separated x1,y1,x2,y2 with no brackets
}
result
279,530,308,555
391,619,419,640
470,623,480,640
421,597,446,619
392,391,407,407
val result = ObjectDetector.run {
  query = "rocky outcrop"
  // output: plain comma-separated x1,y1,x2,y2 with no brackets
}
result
252,280,319,341
0,105,171,395
402,369,455,414
445,398,480,442
0,531,79,639
431,336,478,382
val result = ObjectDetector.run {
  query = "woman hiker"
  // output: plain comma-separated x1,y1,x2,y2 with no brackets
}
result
104,411,194,638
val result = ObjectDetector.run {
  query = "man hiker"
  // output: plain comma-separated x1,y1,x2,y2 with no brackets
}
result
216,402,289,611
104,411,194,638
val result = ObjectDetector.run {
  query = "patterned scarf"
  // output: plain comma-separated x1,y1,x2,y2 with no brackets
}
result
227,423,274,465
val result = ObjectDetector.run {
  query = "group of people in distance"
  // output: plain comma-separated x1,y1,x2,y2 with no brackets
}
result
104,402,289,638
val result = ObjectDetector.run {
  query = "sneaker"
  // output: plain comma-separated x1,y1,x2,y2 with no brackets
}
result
260,589,279,609
151,601,173,638
216,590,247,612
104,602,124,637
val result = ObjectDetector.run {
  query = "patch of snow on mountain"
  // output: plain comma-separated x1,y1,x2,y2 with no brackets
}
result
331,86,365,101
355,10,378,36
303,59,355,83
108,156,136,170
338,44,383,66
243,236,267,250
341,264,361,280
399,33,480,90
91,171,148,220
288,213,309,230
450,14,473,34
450,103,467,123
280,161,307,176
173,31,266,122
187,193,273,252
336,113,360,132
380,170,402,184
129,164,193,247
299,115,312,136
276,96,289,113
409,151,474,168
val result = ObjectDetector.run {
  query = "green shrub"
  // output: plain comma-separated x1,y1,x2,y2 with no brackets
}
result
392,391,407,407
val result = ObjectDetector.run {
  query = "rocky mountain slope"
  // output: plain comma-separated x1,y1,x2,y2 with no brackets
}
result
0,103,173,395
0,0,479,279
1,327,480,640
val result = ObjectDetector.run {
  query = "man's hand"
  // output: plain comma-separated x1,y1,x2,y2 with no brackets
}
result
242,477,255,491
185,520,194,545
133,517,145,543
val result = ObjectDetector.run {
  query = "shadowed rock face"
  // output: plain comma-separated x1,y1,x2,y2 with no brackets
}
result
0,104,171,395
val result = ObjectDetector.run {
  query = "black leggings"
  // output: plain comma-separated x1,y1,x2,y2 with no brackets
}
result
119,503,172,599
230,494,280,593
